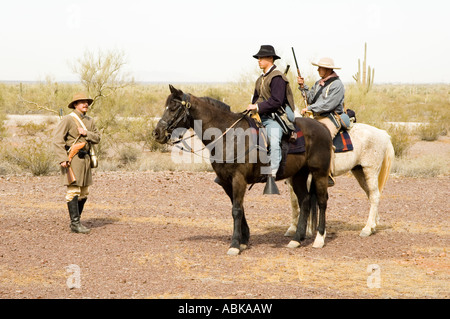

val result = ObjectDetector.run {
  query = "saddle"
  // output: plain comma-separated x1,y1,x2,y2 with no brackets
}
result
245,116,305,179
334,130,353,153
332,110,354,153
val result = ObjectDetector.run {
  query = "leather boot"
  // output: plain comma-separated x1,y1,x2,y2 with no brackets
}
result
78,198,87,217
67,196,90,234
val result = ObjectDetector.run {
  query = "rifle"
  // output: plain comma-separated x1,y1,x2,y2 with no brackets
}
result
66,136,86,184
291,47,313,118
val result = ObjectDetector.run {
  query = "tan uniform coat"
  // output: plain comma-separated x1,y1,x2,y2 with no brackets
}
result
52,110,101,186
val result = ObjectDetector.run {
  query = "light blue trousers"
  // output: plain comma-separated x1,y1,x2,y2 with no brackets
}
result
261,115,283,176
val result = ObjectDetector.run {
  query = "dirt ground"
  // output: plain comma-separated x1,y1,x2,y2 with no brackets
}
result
0,125,449,300
0,163,448,299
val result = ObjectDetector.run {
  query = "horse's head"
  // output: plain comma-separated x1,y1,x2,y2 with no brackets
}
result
152,85,192,144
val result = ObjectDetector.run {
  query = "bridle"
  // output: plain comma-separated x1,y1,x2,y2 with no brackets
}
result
159,93,193,139
159,93,257,161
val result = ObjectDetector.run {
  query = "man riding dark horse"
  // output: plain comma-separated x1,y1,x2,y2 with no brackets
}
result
246,45,296,193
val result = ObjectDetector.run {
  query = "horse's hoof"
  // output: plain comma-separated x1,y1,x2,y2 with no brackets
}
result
240,244,248,251
284,226,296,237
359,227,373,237
227,248,240,256
312,241,324,248
312,231,326,248
287,240,301,248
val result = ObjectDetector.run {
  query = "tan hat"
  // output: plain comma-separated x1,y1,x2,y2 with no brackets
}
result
311,57,341,70
68,93,94,109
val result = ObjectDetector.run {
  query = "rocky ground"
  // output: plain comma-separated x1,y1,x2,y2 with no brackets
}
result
0,169,448,299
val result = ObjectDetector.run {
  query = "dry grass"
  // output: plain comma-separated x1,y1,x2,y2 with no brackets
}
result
0,264,65,288
1,82,449,177
129,246,448,298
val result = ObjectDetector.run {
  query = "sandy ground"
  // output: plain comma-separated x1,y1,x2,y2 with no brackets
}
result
0,169,448,299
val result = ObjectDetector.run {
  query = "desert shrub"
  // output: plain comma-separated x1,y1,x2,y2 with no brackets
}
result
0,111,7,140
117,144,140,165
386,125,413,158
4,139,56,176
0,142,18,175
416,123,442,141
204,87,225,101
392,155,449,177
16,121,47,135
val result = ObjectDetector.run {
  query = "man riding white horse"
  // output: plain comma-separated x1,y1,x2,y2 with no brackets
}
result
297,57,345,186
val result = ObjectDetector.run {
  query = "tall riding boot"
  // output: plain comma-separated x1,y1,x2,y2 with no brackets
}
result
78,198,87,217
67,196,90,234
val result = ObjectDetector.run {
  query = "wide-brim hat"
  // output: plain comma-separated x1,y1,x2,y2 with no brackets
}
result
68,93,94,109
253,45,281,61
311,57,341,70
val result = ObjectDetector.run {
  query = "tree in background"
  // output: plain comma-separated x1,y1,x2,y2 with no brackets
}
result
71,49,134,110
70,49,136,157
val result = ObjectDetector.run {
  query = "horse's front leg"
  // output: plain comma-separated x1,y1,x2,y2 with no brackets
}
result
312,175,328,248
287,173,310,248
228,175,248,256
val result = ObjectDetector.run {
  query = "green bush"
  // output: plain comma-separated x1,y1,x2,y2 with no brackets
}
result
16,121,48,136
0,111,7,140
4,139,56,176
117,144,140,165
416,123,442,141
386,125,413,158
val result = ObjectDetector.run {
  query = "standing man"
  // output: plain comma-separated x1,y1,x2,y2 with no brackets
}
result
297,57,345,186
53,93,101,234
247,45,296,193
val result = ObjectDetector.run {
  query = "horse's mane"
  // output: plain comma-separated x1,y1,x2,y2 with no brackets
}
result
199,97,231,112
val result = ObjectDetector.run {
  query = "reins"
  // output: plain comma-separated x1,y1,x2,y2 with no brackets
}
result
166,95,254,160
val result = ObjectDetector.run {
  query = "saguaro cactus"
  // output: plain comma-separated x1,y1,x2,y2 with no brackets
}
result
353,42,375,93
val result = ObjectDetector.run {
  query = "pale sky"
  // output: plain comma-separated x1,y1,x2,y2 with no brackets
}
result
1,0,449,84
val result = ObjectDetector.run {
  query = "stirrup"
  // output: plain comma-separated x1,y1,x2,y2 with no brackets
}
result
263,175,280,195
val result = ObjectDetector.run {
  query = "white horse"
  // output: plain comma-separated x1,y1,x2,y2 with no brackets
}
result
285,123,395,242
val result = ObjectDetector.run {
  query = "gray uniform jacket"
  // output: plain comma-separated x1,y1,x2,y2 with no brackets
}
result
299,77,345,115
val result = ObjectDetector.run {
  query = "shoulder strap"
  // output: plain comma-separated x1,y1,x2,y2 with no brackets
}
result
311,77,339,104
69,112,87,131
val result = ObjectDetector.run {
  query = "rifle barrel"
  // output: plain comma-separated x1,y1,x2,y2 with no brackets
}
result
292,47,311,112
291,47,301,77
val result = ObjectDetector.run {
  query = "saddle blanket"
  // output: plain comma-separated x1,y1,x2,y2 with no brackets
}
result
334,130,353,153
246,117,306,154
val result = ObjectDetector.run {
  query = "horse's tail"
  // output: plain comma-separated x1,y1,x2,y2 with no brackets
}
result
378,139,395,193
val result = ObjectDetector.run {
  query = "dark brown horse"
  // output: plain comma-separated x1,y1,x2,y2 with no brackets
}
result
152,85,332,255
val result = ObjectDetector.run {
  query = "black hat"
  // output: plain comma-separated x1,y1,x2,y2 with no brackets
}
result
253,45,281,60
